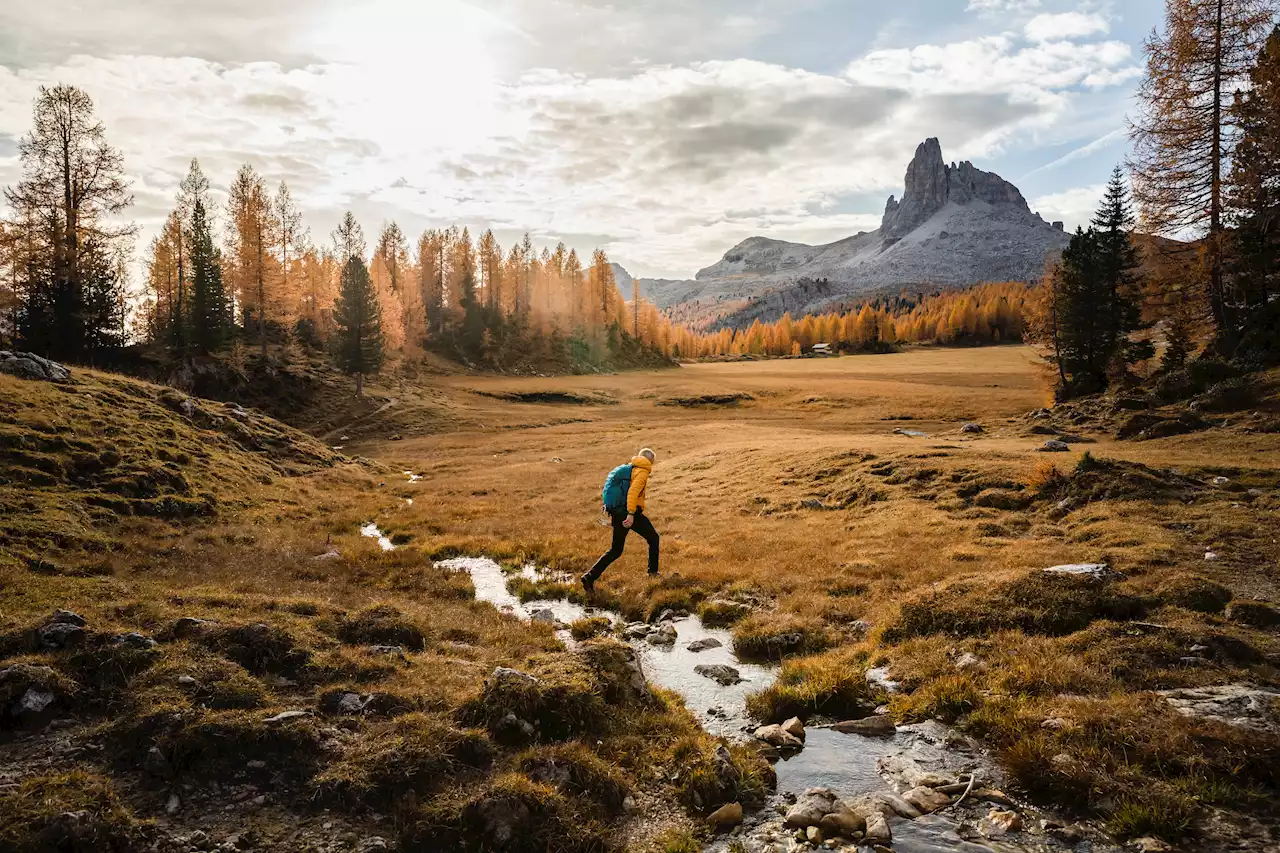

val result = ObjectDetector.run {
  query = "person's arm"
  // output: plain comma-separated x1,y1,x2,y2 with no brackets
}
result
625,466,649,526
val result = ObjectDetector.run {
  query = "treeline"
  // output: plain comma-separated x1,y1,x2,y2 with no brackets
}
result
680,282,1032,358
1028,9,1280,400
0,85,682,388
136,156,673,380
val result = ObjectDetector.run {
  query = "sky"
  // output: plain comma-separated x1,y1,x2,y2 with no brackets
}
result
0,0,1163,280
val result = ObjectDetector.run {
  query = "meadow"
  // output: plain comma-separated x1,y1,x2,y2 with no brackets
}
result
1,345,1277,851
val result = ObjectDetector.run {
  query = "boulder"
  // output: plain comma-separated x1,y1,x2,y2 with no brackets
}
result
694,664,744,686
686,637,722,652
0,351,71,382
755,724,804,749
580,639,651,704
954,652,984,671
818,809,865,838
38,616,87,651
707,801,743,830
902,785,952,813
783,788,841,828
489,667,539,687
846,790,922,820
961,423,984,434
1039,440,1070,452
863,812,892,843
647,622,678,646
877,754,955,792
530,609,556,624
782,716,805,741
13,688,56,720
832,715,896,736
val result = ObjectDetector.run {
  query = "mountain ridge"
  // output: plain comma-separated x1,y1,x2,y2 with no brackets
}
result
630,138,1072,327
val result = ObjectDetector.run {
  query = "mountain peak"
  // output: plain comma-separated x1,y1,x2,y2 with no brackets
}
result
881,138,1028,241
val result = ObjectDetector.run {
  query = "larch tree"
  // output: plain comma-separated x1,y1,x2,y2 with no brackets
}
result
2,84,134,362
226,164,275,356
1227,25,1280,321
332,253,383,396
1129,0,1279,349
332,212,366,263
275,181,305,330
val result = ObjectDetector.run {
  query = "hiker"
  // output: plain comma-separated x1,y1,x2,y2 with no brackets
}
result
582,448,659,593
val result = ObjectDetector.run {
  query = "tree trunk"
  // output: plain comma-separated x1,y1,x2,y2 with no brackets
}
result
356,371,364,396
1210,0,1230,349
257,218,267,358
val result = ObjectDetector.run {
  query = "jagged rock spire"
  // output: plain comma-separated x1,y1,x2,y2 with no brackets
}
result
881,138,1030,241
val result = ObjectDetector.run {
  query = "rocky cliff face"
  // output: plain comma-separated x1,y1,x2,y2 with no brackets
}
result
881,138,1029,242
634,138,1070,324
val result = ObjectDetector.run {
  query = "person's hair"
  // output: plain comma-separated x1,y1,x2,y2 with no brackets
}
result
639,447,656,461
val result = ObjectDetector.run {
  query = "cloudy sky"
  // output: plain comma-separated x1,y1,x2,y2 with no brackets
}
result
0,0,1159,279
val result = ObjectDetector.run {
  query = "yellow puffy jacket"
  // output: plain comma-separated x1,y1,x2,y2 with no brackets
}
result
626,455,652,513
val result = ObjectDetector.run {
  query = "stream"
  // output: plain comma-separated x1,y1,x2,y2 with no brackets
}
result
362,535,1118,853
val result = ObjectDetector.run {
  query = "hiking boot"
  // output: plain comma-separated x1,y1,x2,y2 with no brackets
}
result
580,573,596,595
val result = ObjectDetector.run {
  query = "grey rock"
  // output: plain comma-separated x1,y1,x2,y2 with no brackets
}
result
113,632,157,649
0,351,71,382
489,667,539,686
783,788,841,828
961,423,984,434
687,637,723,652
14,688,56,717
1043,563,1112,579
831,715,896,736
1158,684,1280,732
144,746,174,779
166,792,181,815
48,609,86,627
695,664,744,685
755,724,804,750
177,675,199,687
1040,440,1071,452
498,712,536,738
38,622,86,650
865,666,901,693
530,608,556,624
647,622,678,646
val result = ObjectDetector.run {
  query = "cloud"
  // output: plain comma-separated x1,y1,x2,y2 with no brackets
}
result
967,0,1041,12
0,1,1145,279
1023,128,1126,177
1024,12,1110,42
1032,183,1106,230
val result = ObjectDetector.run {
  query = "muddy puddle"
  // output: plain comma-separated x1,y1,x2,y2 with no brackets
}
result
438,553,1120,853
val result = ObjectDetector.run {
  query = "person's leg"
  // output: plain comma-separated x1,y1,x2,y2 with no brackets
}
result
631,511,660,575
585,513,629,582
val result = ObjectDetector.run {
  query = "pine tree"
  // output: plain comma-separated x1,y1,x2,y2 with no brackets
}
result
332,254,384,395
1092,166,1148,370
1129,0,1279,350
189,198,230,354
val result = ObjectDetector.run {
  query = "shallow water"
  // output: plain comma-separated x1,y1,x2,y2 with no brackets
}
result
359,522,395,551
772,727,894,795
636,616,776,737
453,554,1116,853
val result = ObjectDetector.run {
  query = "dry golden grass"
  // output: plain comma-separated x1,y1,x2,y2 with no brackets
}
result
3,346,1279,847
340,345,1280,840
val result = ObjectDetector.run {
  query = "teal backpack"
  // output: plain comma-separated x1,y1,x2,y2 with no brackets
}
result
601,464,633,512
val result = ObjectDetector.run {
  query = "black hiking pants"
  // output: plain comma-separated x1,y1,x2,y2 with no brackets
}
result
587,509,659,579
